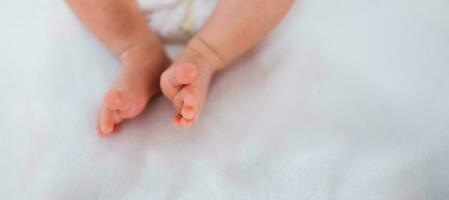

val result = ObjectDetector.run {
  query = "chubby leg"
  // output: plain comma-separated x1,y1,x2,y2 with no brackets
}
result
161,0,293,127
67,0,170,136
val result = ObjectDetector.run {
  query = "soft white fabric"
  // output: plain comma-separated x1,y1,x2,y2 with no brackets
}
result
136,0,218,41
1,0,449,199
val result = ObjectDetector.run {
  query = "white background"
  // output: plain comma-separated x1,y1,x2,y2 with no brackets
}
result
1,0,448,199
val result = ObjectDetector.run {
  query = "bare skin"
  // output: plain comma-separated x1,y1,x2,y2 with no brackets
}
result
67,0,293,135
67,0,170,136
161,0,294,127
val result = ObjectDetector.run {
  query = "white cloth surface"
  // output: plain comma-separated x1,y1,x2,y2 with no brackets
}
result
1,0,449,199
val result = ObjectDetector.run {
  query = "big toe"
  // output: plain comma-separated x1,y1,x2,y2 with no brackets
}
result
97,106,122,137
181,105,196,120
174,86,201,125
161,63,197,100
175,63,197,84
104,89,134,113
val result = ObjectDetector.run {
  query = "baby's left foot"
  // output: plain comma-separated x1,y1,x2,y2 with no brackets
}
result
160,47,219,127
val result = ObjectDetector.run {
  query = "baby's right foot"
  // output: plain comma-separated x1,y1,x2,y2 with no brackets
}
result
97,43,169,136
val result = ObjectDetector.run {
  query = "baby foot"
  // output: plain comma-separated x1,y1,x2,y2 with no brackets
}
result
97,44,169,137
160,47,219,127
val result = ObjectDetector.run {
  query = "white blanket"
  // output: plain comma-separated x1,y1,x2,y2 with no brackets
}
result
1,0,448,199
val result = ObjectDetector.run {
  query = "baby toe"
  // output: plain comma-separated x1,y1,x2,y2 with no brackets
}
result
175,63,197,84
173,91,186,114
172,114,183,126
160,63,196,99
181,106,196,120
161,70,179,100
105,89,133,112
183,92,197,108
180,118,193,127
99,107,121,136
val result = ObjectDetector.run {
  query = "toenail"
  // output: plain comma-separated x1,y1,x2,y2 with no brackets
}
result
182,109,195,119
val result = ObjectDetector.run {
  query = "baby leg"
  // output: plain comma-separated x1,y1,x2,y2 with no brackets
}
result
160,0,294,127
67,0,170,136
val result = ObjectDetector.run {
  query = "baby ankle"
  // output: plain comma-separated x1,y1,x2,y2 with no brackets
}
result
186,36,226,71
120,41,164,66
